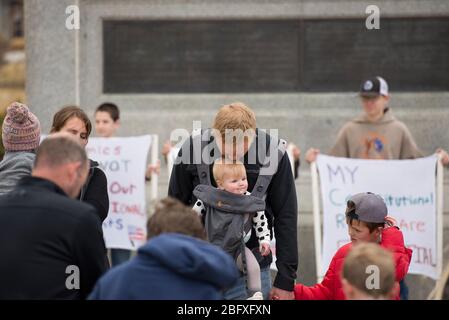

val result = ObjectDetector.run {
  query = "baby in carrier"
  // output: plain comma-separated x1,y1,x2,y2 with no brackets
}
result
192,159,271,300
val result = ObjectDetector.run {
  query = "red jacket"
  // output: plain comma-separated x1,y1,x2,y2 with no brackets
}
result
294,227,413,300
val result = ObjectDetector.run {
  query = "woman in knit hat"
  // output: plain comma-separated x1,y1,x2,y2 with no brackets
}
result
0,102,41,195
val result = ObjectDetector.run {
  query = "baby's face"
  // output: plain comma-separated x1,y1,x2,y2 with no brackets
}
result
220,174,248,195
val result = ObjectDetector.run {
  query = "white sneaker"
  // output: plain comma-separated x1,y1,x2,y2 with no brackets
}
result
247,291,264,300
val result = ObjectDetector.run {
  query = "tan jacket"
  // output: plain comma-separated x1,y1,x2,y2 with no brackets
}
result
329,108,423,160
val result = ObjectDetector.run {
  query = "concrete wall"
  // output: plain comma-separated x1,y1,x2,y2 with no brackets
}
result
0,0,10,41
25,0,449,153
25,0,449,299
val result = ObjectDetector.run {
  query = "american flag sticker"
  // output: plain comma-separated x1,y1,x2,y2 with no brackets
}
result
127,225,146,242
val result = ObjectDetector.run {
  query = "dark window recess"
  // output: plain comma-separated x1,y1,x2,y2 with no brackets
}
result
103,18,449,93
302,18,449,92
103,20,301,93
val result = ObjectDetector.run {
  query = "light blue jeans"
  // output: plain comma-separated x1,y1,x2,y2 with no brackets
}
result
223,267,272,300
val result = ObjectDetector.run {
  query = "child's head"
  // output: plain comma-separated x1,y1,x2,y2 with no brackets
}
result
342,242,398,300
147,197,206,241
212,159,248,195
94,103,120,138
359,77,390,120
345,192,387,244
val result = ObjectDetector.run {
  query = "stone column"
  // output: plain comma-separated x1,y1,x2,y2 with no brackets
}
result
25,0,79,132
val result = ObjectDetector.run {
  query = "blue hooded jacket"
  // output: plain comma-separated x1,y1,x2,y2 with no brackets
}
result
88,233,239,300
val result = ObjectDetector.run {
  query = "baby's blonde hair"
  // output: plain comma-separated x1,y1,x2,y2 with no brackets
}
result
213,159,246,186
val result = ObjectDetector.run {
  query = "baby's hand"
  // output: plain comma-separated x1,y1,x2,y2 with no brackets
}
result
260,243,271,256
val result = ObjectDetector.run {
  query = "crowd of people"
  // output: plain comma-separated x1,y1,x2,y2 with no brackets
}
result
0,76,448,300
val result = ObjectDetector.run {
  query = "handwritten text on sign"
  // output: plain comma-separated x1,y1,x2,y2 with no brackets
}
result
316,155,438,279
86,136,152,250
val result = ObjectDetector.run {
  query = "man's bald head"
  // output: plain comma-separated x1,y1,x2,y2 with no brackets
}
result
33,134,89,198
35,133,88,170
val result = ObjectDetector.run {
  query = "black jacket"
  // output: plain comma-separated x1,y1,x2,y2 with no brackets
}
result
79,160,109,222
168,129,298,291
0,176,109,299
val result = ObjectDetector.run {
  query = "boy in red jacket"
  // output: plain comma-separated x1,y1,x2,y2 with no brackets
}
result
294,192,412,300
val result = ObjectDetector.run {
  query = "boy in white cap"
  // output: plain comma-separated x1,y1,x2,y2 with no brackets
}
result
305,76,449,164
304,77,447,299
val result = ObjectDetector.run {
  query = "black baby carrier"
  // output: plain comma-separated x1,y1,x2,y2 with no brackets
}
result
191,128,287,282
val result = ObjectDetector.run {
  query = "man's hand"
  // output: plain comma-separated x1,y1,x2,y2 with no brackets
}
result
269,287,295,300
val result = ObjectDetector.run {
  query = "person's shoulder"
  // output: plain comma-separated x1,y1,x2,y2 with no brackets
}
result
92,166,107,179
4,186,97,221
33,187,100,223
100,260,130,281
54,194,99,222
3,183,65,206
85,165,107,190
89,262,132,299
333,242,352,260
89,160,105,175
391,119,412,133
379,109,409,129
339,119,358,132
255,128,277,147
381,226,406,248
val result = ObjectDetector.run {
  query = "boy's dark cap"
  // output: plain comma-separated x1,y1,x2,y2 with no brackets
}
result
359,76,389,97
348,192,387,223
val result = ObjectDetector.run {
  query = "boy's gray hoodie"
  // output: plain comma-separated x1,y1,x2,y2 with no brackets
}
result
0,151,35,196
329,108,423,160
